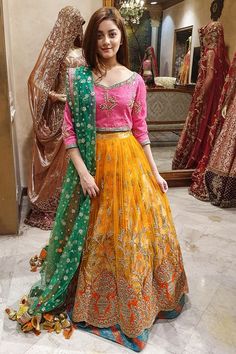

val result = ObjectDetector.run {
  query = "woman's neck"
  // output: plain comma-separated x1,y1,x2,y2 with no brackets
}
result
100,58,119,71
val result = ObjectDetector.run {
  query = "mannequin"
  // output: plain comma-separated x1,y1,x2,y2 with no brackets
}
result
172,21,228,170
200,52,236,206
25,7,85,230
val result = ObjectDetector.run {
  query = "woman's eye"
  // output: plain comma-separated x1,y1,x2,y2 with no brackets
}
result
110,32,117,38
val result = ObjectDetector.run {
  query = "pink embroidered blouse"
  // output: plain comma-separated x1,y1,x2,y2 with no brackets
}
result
63,72,150,148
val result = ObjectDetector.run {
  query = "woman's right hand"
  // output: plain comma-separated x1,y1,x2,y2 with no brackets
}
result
80,172,99,198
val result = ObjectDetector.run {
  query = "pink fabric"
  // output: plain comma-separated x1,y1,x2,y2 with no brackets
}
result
63,73,150,148
63,103,77,147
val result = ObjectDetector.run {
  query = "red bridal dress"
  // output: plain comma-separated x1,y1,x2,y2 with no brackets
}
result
204,52,236,207
172,21,228,171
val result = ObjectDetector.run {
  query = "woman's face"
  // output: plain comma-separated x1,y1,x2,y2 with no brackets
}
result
96,19,122,61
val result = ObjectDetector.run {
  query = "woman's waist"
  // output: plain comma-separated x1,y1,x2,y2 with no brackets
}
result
96,125,131,132
96,131,133,140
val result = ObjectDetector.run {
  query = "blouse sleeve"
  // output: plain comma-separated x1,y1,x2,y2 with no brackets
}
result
131,75,150,146
62,102,77,149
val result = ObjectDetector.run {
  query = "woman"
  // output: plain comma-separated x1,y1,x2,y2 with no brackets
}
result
7,7,188,352
25,6,85,230
172,21,228,170
204,53,236,207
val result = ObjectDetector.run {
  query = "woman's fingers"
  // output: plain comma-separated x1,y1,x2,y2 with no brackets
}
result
94,184,100,194
89,189,96,198
156,176,168,193
90,184,99,197
163,181,168,193
80,173,100,198
83,185,100,198
161,181,168,193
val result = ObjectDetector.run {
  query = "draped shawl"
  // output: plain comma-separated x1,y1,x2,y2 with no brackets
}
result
28,66,96,315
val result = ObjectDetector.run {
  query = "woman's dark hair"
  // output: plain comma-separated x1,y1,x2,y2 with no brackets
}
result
83,7,129,74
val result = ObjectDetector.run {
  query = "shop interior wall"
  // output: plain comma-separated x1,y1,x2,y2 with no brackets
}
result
3,0,102,190
0,0,19,234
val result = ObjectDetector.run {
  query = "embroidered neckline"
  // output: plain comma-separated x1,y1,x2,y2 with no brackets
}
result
94,72,137,89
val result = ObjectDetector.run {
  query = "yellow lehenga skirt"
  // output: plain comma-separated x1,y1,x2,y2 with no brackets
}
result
72,132,188,337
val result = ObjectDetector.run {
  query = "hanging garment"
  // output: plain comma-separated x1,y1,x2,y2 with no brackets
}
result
204,53,236,207
172,21,228,170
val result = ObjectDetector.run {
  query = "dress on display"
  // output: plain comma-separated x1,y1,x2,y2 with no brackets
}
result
25,6,85,230
189,50,234,200
179,49,191,85
8,66,188,352
179,37,191,85
140,46,158,86
172,21,228,170
204,52,236,207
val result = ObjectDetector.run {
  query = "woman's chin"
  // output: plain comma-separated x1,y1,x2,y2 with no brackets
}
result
100,53,114,60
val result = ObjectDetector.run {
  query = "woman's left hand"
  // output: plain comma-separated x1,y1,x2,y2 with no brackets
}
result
155,173,168,193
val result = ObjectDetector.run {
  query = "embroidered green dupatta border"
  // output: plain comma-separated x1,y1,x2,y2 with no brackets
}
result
28,66,96,316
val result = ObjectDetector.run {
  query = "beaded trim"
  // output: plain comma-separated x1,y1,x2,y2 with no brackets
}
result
96,126,130,132
140,139,151,146
65,143,78,150
94,72,137,89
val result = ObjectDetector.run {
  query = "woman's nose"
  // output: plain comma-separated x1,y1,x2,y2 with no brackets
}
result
103,35,110,45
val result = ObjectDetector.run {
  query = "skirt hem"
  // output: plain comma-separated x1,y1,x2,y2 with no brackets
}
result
71,292,187,338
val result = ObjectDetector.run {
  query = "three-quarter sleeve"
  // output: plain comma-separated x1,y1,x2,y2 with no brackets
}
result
131,75,150,146
62,102,77,149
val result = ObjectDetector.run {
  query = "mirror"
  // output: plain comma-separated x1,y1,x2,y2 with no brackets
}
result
172,26,193,85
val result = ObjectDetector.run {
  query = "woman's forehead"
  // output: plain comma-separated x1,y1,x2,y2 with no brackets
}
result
98,20,119,32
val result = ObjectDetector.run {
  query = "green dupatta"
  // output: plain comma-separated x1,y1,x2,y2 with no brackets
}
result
28,66,96,316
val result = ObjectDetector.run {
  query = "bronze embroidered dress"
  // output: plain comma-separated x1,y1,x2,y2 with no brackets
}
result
25,6,85,230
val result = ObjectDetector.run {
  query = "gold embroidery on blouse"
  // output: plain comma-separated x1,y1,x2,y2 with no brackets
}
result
128,96,135,110
133,101,142,114
128,95,142,114
100,91,117,112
